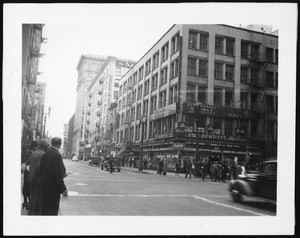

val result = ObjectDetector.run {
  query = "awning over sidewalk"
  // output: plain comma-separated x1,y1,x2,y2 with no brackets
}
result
116,147,127,156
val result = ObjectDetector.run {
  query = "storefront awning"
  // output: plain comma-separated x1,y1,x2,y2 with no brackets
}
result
116,147,127,156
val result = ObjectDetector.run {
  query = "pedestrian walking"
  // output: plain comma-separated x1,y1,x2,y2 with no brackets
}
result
109,158,114,173
200,162,206,181
158,158,163,174
221,162,228,182
230,162,238,180
175,160,180,176
40,137,68,215
185,158,192,179
21,141,38,210
27,139,50,215
162,159,167,175
143,159,148,169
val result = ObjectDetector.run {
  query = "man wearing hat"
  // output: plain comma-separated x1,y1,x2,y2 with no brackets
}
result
40,137,68,215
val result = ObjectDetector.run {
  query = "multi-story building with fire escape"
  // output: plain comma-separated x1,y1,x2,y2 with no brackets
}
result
72,54,107,159
22,24,46,159
114,24,278,172
84,56,135,159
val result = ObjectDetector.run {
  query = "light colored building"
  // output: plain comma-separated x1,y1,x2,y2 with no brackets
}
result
115,24,278,171
63,123,69,157
84,56,136,158
72,54,107,160
22,24,46,159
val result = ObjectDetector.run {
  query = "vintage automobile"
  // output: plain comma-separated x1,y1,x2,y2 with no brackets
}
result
100,156,122,172
228,160,277,203
88,156,102,167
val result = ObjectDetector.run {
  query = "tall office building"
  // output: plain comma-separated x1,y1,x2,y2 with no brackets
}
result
84,56,136,158
114,24,278,171
72,54,107,159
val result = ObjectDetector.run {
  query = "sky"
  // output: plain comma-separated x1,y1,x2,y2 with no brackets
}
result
3,3,298,236
7,3,286,139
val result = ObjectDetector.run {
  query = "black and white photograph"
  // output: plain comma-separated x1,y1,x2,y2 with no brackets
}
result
3,3,297,236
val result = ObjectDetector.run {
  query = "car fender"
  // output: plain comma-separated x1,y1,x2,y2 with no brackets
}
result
228,180,254,196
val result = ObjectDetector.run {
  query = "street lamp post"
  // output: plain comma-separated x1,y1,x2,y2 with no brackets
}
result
43,106,51,139
139,115,147,171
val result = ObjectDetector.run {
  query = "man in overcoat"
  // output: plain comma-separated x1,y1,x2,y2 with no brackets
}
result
40,137,68,215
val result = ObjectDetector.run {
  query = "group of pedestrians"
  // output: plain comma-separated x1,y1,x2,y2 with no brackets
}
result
21,137,68,216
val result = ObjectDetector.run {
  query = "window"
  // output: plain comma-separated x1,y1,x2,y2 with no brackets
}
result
225,90,234,107
138,66,144,81
145,59,151,76
198,59,208,77
251,68,259,81
114,83,119,88
215,62,223,80
188,31,197,49
143,100,149,116
160,67,168,86
170,58,179,78
266,47,273,63
266,95,275,114
225,118,233,135
136,103,141,119
150,95,157,114
161,42,169,62
241,41,249,59
144,79,150,95
226,38,235,56
169,84,178,104
198,86,206,103
251,43,260,60
137,85,143,99
275,73,278,88
225,64,234,80
133,72,138,85
130,107,135,122
171,33,180,54
240,92,249,109
214,88,222,106
132,89,136,102
115,67,122,77
151,73,158,91
186,84,196,102
153,51,159,70
266,71,274,87
200,33,208,51
275,49,278,64
188,57,196,76
241,67,248,83
213,118,222,134
113,91,118,100
215,36,223,54
159,91,167,108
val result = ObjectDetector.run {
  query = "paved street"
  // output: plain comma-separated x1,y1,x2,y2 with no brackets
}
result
21,159,276,216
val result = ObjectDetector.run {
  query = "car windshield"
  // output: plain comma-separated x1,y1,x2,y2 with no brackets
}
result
260,162,277,174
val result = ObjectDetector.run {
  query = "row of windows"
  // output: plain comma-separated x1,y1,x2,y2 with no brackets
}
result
118,32,180,96
115,114,278,144
188,29,278,64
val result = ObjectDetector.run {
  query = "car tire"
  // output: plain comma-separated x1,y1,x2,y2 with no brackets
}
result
230,190,242,203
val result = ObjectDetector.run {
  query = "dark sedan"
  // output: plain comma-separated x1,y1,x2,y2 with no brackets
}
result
228,160,277,203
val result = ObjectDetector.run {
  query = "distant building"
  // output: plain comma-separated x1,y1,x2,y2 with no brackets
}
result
63,123,69,157
115,24,278,171
67,114,75,157
84,56,136,158
245,24,273,34
72,54,107,159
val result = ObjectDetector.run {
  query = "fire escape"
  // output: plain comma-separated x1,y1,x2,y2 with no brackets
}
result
249,40,270,141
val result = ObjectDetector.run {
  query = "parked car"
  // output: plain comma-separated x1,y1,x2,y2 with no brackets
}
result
88,156,102,166
228,160,277,203
71,155,78,162
100,156,122,172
